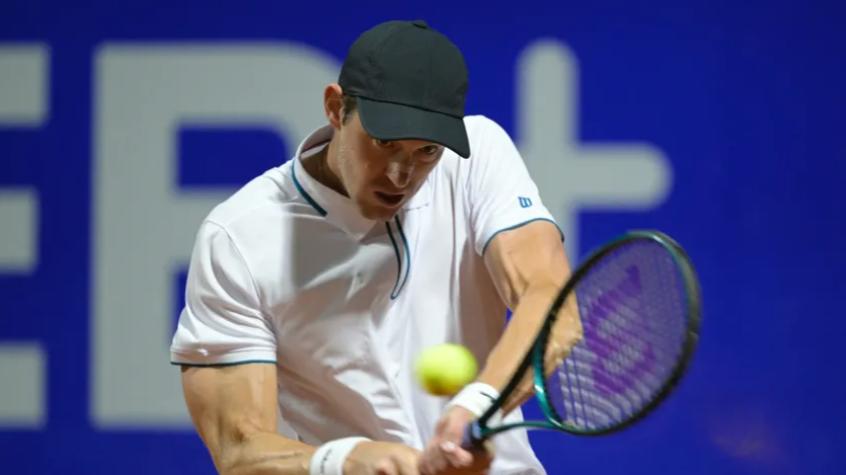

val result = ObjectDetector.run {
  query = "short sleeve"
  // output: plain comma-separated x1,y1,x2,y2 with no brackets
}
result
465,116,563,255
170,220,277,365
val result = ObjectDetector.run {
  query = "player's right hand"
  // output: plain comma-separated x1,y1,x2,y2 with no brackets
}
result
343,441,421,475
418,406,493,475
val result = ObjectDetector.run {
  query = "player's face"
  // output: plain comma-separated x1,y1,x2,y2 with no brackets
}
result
335,112,445,220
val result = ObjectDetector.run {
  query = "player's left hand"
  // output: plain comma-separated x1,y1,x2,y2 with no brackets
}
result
418,405,493,475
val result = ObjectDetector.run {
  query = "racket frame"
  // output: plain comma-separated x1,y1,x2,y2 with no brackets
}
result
468,230,702,443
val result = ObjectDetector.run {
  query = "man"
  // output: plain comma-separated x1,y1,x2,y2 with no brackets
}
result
171,19,582,475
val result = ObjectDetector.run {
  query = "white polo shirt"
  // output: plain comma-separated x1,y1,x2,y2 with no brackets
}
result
171,115,559,475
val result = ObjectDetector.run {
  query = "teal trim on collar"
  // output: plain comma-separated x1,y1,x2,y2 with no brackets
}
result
394,216,411,297
481,218,564,255
386,215,411,300
170,360,277,367
292,163,327,217
386,221,402,299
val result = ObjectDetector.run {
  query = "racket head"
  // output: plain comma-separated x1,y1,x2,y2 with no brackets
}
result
537,230,701,435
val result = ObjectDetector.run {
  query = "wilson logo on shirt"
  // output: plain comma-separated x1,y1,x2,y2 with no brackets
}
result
518,196,533,208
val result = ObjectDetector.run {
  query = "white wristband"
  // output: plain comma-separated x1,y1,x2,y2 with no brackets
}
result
309,437,370,475
445,382,501,419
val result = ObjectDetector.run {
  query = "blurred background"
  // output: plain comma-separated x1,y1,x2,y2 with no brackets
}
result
1,0,844,473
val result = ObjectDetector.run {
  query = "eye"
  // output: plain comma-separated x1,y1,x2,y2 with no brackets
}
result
373,138,394,148
420,145,440,156
416,144,442,163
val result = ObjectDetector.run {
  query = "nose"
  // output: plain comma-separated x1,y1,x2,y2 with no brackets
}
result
385,156,414,188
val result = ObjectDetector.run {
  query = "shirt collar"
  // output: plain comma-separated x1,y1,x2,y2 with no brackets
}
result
292,125,379,240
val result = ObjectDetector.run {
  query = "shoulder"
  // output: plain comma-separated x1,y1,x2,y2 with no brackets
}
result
192,163,309,290
464,114,511,152
464,114,506,135
205,163,298,230
436,115,510,171
444,115,523,182
462,114,520,166
198,162,314,265
430,115,516,189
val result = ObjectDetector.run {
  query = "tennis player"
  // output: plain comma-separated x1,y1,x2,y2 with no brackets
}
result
170,19,582,475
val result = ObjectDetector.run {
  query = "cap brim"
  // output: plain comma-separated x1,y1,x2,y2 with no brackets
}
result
356,97,471,158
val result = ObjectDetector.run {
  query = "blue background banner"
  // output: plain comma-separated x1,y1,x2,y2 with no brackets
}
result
1,1,844,473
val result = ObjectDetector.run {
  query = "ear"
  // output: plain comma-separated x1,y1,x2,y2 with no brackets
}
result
324,83,344,130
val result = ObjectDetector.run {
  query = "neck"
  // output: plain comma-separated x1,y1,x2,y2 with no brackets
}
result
303,136,347,197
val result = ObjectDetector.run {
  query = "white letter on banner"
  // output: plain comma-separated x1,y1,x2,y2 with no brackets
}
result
516,40,672,257
0,43,48,429
93,43,338,426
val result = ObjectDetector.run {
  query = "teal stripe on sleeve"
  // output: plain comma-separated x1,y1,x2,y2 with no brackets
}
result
481,218,564,255
170,359,277,368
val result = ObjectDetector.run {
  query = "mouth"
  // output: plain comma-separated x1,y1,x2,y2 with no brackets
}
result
374,191,405,207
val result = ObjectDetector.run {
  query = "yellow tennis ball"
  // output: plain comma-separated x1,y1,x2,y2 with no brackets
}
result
415,343,478,396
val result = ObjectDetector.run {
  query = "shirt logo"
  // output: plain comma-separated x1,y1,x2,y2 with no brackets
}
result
518,196,533,208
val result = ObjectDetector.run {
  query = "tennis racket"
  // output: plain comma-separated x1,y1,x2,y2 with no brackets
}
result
463,230,701,446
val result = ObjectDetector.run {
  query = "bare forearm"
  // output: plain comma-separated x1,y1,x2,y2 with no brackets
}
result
180,365,316,475
477,282,557,392
216,432,316,475
477,282,582,413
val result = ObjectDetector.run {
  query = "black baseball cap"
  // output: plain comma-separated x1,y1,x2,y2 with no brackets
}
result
339,20,471,158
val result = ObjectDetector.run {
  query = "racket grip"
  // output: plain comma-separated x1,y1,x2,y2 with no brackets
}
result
460,421,484,450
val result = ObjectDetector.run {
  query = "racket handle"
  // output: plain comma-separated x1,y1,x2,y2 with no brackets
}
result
460,421,484,450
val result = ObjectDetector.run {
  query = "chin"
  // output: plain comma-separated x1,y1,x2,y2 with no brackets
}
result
358,202,398,221
361,207,397,221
